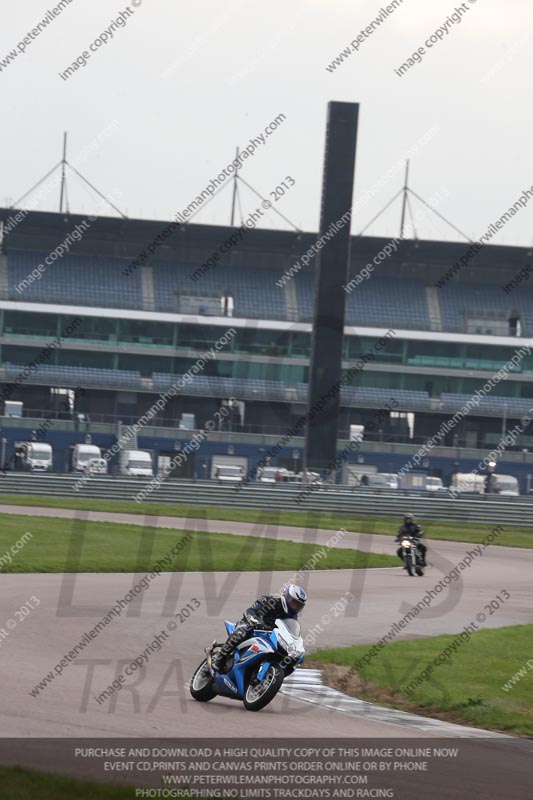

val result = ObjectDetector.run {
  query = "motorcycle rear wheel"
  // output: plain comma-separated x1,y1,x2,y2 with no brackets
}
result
190,658,216,702
244,664,284,711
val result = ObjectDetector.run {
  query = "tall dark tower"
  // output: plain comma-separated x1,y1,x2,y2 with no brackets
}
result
304,101,359,472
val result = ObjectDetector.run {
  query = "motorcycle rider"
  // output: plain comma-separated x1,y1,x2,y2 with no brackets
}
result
210,584,307,673
395,513,427,566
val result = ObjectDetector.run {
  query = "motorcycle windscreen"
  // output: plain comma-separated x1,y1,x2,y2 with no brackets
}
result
275,618,301,637
274,618,305,657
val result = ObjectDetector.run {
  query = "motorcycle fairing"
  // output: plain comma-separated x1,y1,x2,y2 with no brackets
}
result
214,632,277,698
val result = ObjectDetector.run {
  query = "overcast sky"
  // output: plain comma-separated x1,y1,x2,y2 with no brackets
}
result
2,0,532,246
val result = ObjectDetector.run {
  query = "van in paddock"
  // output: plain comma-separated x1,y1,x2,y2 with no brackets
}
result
72,443,102,473
14,441,53,473
451,472,519,496
119,449,154,478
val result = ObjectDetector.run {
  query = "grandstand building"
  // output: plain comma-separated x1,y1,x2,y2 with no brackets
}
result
1,207,533,488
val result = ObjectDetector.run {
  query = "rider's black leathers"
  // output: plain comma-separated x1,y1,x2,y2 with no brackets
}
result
395,522,427,563
211,595,297,671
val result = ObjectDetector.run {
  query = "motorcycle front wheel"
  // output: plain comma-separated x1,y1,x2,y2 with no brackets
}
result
243,664,284,711
190,658,216,702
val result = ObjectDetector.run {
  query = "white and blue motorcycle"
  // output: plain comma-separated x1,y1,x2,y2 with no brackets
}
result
190,618,305,712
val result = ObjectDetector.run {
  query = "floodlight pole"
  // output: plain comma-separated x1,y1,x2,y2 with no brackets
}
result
59,132,67,213
400,160,409,238
230,146,239,226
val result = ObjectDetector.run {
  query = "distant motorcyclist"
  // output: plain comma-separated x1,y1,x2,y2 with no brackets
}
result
210,584,307,673
395,513,427,566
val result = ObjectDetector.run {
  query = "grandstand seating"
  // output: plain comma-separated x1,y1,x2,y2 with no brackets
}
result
152,373,290,401
152,374,430,409
3,363,141,388
9,252,143,309
295,384,429,410
4,361,531,422
8,249,533,336
440,392,533,417
295,273,431,330
6,212,533,459
9,252,287,320
438,284,533,335
341,386,430,411
152,263,286,319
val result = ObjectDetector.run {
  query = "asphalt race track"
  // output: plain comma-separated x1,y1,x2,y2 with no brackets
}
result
0,504,532,797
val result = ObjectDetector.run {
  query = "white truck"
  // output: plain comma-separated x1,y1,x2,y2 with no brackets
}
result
210,455,248,481
257,467,291,483
213,464,245,483
451,472,519,496
426,476,446,493
14,441,53,472
359,473,397,489
491,474,520,495
72,444,102,473
378,472,399,489
119,449,154,478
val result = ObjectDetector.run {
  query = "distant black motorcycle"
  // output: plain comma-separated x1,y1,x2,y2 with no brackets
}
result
398,534,424,577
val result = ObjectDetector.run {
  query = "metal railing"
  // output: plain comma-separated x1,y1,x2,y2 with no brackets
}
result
0,474,531,526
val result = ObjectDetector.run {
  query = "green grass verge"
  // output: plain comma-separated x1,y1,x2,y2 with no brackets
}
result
0,767,136,800
0,513,395,573
0,493,531,548
312,624,533,736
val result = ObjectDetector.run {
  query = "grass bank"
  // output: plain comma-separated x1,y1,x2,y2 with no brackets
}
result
0,767,136,799
311,624,533,736
0,513,396,573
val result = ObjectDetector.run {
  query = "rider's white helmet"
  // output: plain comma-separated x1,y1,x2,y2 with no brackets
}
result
281,584,307,615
